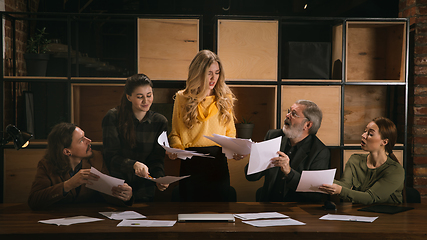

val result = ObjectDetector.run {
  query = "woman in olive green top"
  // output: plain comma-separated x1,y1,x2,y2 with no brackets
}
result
319,117,404,204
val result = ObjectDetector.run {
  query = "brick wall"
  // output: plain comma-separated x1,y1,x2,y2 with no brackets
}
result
3,0,39,129
400,0,427,202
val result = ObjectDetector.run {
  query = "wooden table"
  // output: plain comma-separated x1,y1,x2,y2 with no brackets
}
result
1,202,426,239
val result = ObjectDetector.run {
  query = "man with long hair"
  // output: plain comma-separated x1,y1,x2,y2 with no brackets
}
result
28,122,132,210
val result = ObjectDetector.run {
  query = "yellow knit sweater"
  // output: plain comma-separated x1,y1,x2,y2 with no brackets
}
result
169,90,236,149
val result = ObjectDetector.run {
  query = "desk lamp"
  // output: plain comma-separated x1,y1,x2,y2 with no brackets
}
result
1,124,33,150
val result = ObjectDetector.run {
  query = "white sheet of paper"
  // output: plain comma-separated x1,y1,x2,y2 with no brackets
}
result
145,175,190,184
38,216,104,226
158,131,214,160
204,134,253,159
86,167,125,196
242,218,306,227
247,136,282,175
234,212,289,220
296,169,336,193
319,214,378,223
99,211,146,220
117,219,176,227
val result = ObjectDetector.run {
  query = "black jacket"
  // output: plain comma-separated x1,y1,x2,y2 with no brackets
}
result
245,129,330,202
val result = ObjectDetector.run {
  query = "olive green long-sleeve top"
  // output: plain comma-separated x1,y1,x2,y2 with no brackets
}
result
335,154,404,205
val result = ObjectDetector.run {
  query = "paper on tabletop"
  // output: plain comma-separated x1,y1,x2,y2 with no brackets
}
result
234,212,289,220
242,218,306,227
117,219,176,227
158,131,214,160
247,136,282,175
38,216,104,226
319,214,378,223
86,167,125,196
99,211,146,220
296,169,336,193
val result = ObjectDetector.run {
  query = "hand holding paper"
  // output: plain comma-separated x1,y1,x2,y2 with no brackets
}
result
247,136,282,175
204,134,252,159
158,131,213,160
145,175,190,185
296,169,336,193
204,134,282,175
86,167,125,196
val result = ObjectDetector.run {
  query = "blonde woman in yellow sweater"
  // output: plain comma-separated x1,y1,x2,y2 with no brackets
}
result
168,50,238,201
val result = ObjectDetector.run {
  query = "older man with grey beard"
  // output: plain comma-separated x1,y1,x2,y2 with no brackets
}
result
245,99,330,202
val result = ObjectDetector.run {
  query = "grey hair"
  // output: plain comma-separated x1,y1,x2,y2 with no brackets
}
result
295,99,322,134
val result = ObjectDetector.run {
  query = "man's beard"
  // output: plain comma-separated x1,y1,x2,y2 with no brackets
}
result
282,119,305,139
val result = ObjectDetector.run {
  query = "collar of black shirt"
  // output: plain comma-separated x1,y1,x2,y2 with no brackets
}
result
132,110,153,124
69,161,83,177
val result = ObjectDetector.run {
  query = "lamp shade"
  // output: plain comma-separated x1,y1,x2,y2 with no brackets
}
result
5,124,33,150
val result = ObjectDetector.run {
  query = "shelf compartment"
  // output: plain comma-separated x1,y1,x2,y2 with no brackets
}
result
346,21,406,82
281,21,343,81
344,84,405,146
137,18,200,80
217,19,278,81
71,84,178,142
281,85,341,146
230,85,277,142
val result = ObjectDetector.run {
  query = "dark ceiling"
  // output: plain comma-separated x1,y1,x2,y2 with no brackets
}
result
38,0,399,18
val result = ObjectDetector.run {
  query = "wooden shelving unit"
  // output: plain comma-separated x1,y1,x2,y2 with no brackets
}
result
216,16,408,201
1,12,408,203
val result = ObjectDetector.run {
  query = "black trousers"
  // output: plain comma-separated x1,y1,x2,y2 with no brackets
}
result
179,146,230,202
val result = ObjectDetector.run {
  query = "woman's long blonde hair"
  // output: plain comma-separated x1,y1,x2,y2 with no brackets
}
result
180,50,235,129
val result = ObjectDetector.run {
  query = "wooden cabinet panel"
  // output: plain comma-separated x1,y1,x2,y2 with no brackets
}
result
4,149,45,203
72,84,178,142
344,85,388,144
218,20,278,81
137,18,199,80
343,149,403,170
228,156,264,202
346,22,406,82
281,86,341,146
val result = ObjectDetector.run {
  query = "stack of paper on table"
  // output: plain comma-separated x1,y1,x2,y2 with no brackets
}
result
158,131,213,160
39,216,104,226
233,212,305,227
99,211,146,220
204,134,282,175
234,212,289,220
320,214,378,223
117,219,176,227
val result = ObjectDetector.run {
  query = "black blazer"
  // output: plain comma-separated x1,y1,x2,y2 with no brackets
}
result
245,129,330,202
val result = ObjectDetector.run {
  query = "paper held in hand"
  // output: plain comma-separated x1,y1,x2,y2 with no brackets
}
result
86,167,125,196
296,169,336,193
145,175,190,184
157,131,214,160
204,134,282,175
